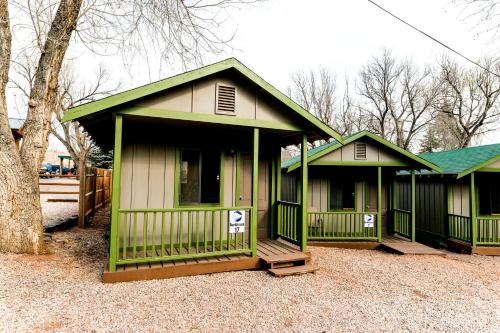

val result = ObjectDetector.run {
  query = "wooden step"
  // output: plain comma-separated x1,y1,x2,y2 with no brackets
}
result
268,263,319,277
259,252,310,265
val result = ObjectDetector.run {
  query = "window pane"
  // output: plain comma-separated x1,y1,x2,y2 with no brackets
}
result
479,179,500,215
179,149,220,205
200,150,220,204
331,178,355,210
180,150,200,204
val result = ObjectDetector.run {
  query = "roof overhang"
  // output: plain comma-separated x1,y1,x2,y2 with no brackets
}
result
285,131,442,173
63,58,343,147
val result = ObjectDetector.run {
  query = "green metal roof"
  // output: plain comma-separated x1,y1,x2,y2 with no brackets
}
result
282,131,441,172
281,139,343,169
418,143,500,178
62,58,342,143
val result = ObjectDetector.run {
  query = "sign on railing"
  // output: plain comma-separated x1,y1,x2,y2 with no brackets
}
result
307,211,378,240
114,207,253,266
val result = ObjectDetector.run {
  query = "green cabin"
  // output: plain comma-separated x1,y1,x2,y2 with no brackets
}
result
398,144,500,255
63,58,342,282
281,131,441,247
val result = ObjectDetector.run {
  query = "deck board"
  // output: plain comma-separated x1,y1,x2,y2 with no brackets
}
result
381,238,445,256
104,240,310,283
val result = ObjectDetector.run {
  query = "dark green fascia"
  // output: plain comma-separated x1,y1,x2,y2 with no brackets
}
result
62,58,343,142
286,131,442,173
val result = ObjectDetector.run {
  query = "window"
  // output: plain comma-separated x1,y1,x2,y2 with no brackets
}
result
354,142,367,160
330,177,356,210
215,83,236,115
478,180,500,215
179,149,220,205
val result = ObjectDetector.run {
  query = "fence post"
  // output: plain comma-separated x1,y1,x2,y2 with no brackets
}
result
78,164,87,228
91,167,97,218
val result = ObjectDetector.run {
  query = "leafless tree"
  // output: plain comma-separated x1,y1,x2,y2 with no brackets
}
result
288,69,364,148
436,57,500,147
358,50,440,151
455,0,500,41
0,0,258,254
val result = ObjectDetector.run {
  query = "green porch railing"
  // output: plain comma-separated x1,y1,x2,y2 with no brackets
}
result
393,208,411,238
113,206,253,266
307,211,378,240
448,214,471,243
477,216,500,245
276,200,300,245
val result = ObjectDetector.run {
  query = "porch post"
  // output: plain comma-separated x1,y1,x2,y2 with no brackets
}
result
270,152,276,239
470,172,477,247
109,114,123,272
251,128,259,256
300,133,308,252
411,169,416,242
377,166,382,242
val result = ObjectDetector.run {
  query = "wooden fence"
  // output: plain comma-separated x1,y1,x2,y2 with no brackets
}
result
78,167,112,227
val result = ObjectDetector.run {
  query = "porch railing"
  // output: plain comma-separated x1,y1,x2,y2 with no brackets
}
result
477,216,500,245
307,211,378,240
113,206,252,266
393,208,411,238
448,214,471,242
276,200,300,244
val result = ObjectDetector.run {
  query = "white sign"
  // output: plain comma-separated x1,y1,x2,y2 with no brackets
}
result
364,214,374,228
229,210,245,233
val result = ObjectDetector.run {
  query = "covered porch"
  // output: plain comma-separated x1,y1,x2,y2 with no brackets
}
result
280,131,441,249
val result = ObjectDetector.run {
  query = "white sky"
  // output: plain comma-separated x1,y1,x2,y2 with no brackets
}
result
10,0,500,150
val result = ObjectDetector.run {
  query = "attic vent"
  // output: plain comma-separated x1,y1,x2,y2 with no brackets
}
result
215,83,236,115
354,142,367,160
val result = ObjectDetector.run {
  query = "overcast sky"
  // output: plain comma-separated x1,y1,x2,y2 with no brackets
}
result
11,0,500,149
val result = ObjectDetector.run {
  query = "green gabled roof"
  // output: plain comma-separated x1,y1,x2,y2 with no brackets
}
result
282,130,441,173
62,58,342,142
418,143,500,178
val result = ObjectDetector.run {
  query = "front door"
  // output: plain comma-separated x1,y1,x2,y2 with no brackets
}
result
239,154,270,240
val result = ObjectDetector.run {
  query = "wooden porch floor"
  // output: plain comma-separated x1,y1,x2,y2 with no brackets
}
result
103,240,310,283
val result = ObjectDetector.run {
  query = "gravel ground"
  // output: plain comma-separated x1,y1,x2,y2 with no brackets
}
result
40,178,79,228
0,209,499,333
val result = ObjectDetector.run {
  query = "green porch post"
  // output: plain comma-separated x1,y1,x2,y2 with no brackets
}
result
109,114,123,272
377,166,382,242
251,128,259,256
411,169,416,242
270,152,277,239
470,172,477,247
300,134,308,252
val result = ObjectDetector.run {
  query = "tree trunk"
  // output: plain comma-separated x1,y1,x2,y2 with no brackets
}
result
0,0,83,254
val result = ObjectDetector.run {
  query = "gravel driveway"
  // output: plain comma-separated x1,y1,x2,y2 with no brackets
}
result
40,177,79,229
0,209,499,333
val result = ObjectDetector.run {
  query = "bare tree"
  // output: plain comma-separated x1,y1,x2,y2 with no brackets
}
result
51,64,118,171
358,50,439,151
288,68,363,145
454,0,500,41
288,68,337,127
0,0,258,254
420,111,462,152
436,57,500,147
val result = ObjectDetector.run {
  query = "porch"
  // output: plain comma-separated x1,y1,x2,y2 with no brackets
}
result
103,239,312,283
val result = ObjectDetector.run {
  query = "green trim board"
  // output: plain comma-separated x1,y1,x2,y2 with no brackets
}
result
109,115,123,272
310,161,409,167
63,58,342,142
117,107,301,131
283,131,441,173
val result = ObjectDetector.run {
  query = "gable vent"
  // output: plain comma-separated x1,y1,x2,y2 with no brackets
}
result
354,142,367,160
215,84,236,115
